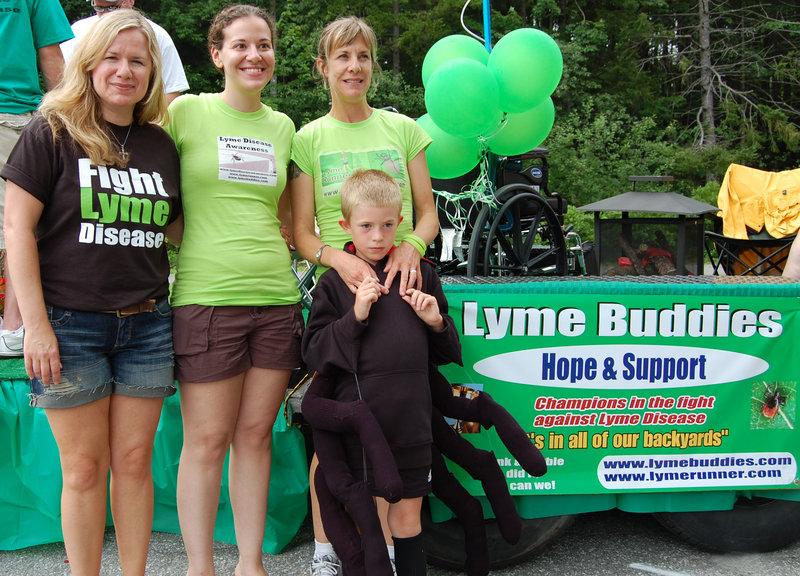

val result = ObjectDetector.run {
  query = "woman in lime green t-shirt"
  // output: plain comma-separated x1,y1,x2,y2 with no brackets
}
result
290,16,438,296
289,15,439,576
165,6,301,576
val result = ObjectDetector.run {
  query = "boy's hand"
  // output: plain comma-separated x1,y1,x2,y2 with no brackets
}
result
354,276,383,322
402,288,445,331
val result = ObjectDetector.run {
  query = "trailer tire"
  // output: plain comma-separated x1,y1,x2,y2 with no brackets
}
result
421,502,575,570
654,497,800,553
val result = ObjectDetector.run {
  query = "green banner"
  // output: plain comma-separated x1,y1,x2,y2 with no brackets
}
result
440,279,800,497
0,372,308,552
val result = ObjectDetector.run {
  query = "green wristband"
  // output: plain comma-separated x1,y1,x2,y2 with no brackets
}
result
403,234,427,257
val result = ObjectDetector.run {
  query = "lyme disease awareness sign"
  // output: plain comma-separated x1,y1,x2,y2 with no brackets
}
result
439,279,800,496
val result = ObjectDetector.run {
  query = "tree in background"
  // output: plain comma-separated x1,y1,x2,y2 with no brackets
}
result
58,0,798,207
647,0,800,169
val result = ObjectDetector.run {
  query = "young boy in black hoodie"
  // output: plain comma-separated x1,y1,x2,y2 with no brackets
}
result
302,169,462,576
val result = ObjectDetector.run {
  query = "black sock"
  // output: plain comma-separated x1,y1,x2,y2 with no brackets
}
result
393,533,427,576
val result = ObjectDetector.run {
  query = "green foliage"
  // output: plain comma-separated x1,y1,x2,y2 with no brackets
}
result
545,94,678,208
138,0,232,95
554,20,606,114
371,73,426,118
690,181,721,211
61,0,89,22
489,6,524,36
529,0,562,26
563,205,595,243
667,146,750,190
271,1,331,126
58,0,797,211
759,106,800,159
270,81,329,129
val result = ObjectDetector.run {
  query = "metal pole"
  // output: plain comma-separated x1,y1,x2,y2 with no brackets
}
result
483,0,492,51
483,0,498,188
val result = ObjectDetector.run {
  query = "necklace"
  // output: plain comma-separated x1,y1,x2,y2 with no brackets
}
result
109,123,133,161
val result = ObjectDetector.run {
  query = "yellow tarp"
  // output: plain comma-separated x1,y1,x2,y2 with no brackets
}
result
717,164,800,240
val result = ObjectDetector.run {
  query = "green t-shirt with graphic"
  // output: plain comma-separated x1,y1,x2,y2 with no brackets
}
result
291,108,432,254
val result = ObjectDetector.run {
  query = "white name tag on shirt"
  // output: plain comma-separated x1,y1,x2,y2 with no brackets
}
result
217,136,277,186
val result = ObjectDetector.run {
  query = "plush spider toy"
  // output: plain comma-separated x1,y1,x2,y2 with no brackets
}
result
302,366,547,576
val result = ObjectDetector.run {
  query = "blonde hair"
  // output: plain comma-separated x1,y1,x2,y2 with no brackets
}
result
315,16,381,85
208,4,277,74
39,10,165,167
340,170,402,221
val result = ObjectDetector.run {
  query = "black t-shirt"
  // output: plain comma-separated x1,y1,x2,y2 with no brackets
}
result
1,115,181,311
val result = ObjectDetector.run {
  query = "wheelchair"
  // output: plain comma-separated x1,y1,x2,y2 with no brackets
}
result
433,148,588,277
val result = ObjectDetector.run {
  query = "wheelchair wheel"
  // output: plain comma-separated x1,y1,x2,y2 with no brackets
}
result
466,184,568,277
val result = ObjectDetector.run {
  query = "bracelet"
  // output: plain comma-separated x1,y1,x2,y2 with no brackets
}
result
314,244,329,265
403,234,427,257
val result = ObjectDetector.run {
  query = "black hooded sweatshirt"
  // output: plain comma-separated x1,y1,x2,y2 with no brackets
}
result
302,247,462,470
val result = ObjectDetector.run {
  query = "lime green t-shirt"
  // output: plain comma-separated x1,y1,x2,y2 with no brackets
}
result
165,94,299,306
290,108,432,254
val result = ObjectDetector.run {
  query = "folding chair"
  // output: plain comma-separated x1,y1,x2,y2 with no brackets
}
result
704,230,796,276
705,164,800,276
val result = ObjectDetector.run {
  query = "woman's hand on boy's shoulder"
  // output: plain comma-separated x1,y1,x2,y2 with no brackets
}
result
332,249,383,295
384,242,422,295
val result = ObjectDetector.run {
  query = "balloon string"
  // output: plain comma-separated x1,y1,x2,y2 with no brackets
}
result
480,113,507,140
433,145,498,257
460,0,484,43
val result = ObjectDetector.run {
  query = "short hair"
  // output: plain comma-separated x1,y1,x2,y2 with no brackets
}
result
39,10,164,167
315,16,381,80
340,170,402,221
208,4,277,72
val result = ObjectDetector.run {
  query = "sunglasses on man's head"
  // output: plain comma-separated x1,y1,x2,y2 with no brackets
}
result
91,1,122,14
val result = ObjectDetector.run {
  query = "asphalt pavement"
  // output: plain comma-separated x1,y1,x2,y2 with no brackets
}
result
3,508,800,575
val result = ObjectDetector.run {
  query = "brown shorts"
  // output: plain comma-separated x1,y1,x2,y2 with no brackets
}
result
173,303,303,383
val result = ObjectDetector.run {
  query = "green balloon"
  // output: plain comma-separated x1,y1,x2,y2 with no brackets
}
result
486,97,555,157
425,58,500,139
417,114,481,179
422,35,489,87
488,28,563,113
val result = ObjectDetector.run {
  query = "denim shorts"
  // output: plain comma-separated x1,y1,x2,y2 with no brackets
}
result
29,299,176,409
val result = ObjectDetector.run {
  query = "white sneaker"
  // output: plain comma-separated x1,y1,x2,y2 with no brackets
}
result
0,325,24,357
310,554,342,576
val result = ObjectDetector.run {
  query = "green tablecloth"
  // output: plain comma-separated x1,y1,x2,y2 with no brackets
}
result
0,360,308,552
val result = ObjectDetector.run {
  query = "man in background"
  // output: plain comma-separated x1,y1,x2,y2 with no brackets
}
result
61,0,189,103
0,0,74,357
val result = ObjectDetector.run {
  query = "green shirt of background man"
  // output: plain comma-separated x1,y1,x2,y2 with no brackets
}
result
0,0,72,114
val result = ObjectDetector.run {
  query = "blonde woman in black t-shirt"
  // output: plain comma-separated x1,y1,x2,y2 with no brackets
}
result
1,11,181,576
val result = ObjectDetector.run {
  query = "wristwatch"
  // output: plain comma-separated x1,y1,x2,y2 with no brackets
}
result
315,244,329,265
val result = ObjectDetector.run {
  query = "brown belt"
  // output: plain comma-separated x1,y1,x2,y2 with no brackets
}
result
103,299,157,318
